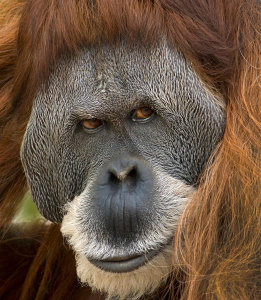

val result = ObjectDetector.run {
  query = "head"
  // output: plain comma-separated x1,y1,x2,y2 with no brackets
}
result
1,1,260,300
20,41,225,298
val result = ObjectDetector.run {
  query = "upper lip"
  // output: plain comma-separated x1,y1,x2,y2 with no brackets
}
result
101,254,141,262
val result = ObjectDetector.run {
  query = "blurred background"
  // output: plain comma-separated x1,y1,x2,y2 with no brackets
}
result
14,192,42,222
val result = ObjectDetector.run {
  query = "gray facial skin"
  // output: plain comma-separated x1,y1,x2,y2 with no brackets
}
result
21,41,225,286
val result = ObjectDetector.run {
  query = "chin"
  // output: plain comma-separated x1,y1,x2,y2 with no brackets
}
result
74,246,173,300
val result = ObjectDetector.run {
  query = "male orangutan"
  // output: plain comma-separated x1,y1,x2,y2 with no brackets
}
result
0,0,260,299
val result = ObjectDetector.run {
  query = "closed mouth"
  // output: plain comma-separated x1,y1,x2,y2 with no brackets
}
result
88,248,160,273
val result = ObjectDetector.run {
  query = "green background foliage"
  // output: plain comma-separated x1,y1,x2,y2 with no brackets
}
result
15,192,42,222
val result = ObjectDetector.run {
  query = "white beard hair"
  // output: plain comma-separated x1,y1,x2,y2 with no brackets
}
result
75,246,173,300
61,169,195,299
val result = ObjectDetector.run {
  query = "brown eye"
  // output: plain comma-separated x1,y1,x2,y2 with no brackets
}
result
82,118,104,131
132,107,154,122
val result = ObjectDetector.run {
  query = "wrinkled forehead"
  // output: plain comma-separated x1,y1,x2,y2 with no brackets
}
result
42,41,223,117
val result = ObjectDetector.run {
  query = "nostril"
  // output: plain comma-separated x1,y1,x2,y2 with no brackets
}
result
108,165,138,183
127,167,137,179
109,171,120,184
125,167,139,186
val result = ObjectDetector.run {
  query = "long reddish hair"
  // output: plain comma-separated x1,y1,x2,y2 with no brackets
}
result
0,1,260,299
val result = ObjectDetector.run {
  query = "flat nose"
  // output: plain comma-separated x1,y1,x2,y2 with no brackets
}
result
108,159,138,185
92,155,153,243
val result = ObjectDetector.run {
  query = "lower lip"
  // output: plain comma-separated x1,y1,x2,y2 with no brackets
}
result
88,249,160,273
